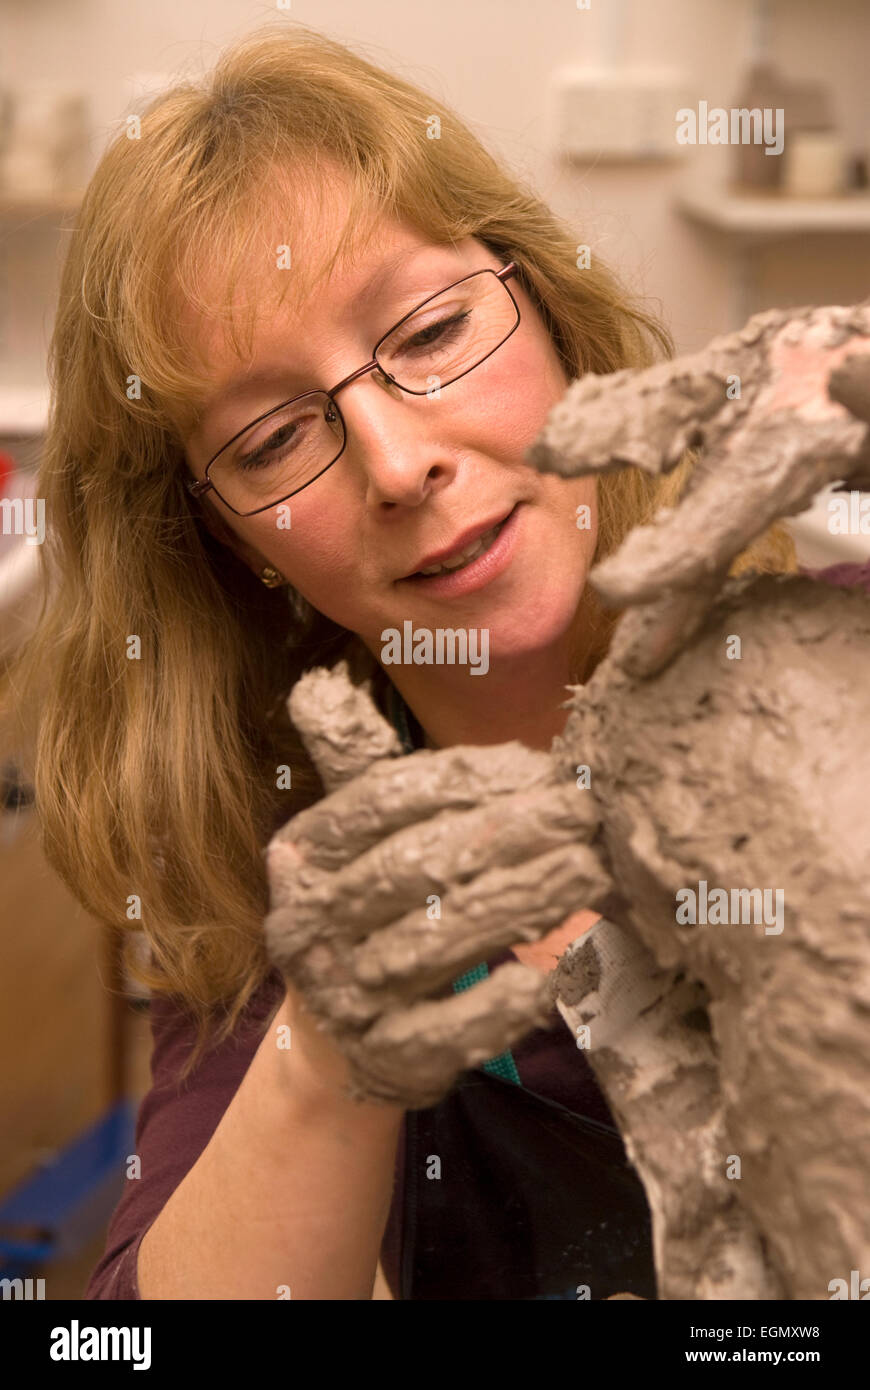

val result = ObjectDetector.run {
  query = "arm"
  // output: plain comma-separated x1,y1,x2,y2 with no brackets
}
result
86,977,404,1301
138,984,404,1301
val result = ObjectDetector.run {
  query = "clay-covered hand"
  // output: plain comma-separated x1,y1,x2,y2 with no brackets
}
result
527,302,870,676
262,660,610,1109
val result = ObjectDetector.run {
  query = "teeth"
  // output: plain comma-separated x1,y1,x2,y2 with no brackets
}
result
418,524,500,576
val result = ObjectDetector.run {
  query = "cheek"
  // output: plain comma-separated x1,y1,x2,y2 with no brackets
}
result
461,331,569,453
243,498,360,596
572,479,598,560
531,477,599,602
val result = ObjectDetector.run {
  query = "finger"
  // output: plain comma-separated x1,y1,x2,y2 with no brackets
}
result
831,462,870,492
262,840,326,969
344,962,555,1108
262,759,574,965
828,350,870,426
305,780,600,936
827,349,870,483
287,659,403,794
348,841,611,993
523,305,802,486
525,356,734,481
270,739,556,872
590,405,865,608
604,580,722,679
274,840,610,1028
292,842,612,1029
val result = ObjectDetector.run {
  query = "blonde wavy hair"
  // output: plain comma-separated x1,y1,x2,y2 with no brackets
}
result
3,23,795,1071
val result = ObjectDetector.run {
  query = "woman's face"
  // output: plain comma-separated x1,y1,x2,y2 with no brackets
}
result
182,188,597,673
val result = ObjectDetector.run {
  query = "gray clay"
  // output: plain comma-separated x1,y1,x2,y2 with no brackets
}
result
265,301,870,1300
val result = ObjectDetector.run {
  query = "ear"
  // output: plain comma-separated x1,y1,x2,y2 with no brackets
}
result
196,499,272,577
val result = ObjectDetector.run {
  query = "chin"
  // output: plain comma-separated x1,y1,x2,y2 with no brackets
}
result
485,593,583,660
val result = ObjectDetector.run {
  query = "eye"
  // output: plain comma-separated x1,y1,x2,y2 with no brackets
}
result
234,402,325,472
396,310,471,355
237,419,300,471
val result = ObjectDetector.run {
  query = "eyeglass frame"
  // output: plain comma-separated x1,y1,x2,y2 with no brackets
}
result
185,260,521,517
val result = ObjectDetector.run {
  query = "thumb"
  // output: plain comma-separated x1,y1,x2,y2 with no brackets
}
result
288,659,404,794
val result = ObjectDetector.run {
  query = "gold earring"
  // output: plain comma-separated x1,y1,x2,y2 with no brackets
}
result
259,565,285,588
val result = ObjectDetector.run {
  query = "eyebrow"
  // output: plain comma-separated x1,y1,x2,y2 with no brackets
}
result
194,244,451,451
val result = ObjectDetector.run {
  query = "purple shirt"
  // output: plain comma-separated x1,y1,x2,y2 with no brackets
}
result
84,951,615,1298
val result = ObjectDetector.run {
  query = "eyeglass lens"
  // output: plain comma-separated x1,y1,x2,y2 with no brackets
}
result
209,270,519,514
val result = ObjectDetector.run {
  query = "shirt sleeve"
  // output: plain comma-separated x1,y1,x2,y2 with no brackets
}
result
83,970,286,1299
799,555,870,592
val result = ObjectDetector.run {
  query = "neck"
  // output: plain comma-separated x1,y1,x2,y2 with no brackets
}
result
392,654,573,752
370,595,609,752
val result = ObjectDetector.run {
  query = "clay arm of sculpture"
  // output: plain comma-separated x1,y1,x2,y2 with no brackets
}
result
527,303,870,677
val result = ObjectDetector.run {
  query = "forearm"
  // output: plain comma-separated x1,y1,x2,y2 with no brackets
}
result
137,988,404,1300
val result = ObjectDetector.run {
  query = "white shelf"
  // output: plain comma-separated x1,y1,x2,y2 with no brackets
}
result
676,188,870,239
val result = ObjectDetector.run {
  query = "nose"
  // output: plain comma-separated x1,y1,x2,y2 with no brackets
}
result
336,368,454,508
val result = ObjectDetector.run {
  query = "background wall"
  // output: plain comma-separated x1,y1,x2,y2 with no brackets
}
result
1,0,869,387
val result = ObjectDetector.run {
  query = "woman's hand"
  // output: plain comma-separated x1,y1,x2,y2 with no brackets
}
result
511,909,601,974
263,662,609,1110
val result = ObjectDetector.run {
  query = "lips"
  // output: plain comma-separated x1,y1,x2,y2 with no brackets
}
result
403,506,516,579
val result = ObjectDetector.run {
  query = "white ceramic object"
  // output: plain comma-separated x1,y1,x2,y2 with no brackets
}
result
0,84,89,197
783,130,847,198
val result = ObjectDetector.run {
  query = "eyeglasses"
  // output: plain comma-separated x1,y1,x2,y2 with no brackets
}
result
186,261,521,516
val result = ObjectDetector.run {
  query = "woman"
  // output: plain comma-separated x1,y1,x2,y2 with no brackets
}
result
7,23,799,1299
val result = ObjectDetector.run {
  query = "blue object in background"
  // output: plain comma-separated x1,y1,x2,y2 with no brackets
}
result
0,1098,135,1280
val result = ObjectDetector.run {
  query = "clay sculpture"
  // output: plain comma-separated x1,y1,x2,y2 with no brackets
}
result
264,302,870,1300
